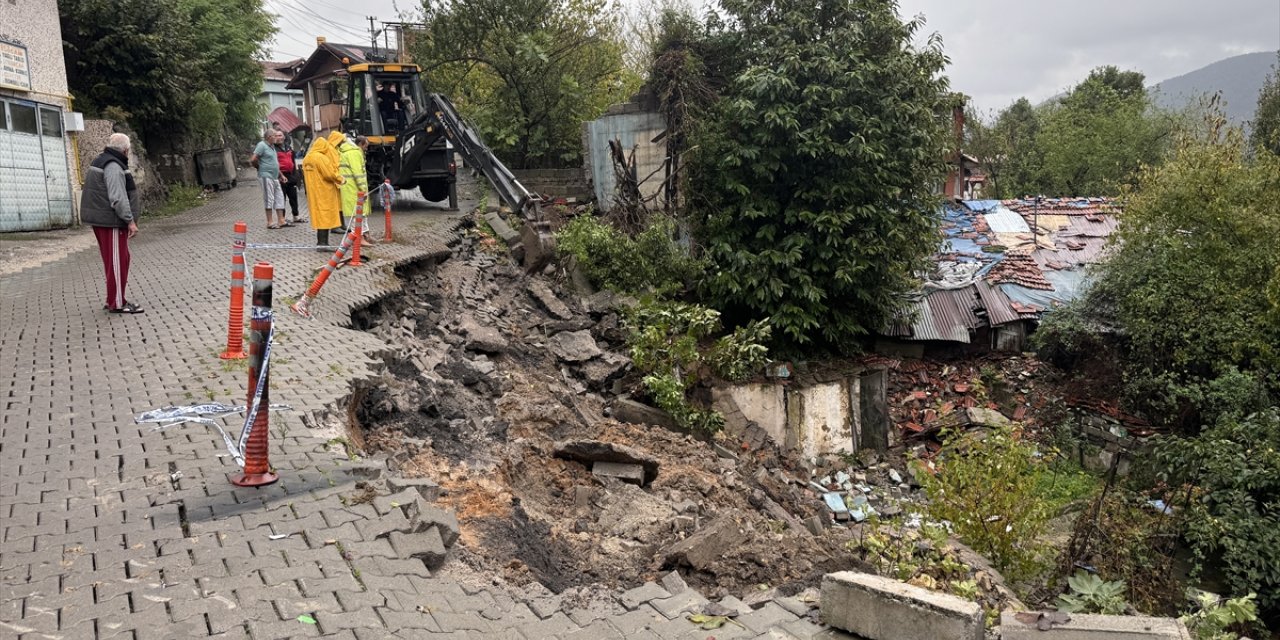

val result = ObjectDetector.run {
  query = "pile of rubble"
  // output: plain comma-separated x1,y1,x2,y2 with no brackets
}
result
334,210,1123,627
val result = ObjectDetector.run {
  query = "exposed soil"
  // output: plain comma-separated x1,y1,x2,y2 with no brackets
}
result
347,220,870,600
342,206,1134,614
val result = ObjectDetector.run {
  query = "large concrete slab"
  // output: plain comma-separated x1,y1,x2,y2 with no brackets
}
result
1000,611,1192,640
820,571,983,640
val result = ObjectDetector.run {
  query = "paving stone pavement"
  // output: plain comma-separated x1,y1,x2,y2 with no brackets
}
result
0,174,843,640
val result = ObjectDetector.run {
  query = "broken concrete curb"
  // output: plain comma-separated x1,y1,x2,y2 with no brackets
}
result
552,439,660,484
820,571,983,640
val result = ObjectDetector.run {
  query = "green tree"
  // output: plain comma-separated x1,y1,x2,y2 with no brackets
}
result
1250,53,1280,155
411,0,636,168
1078,65,1146,103
687,0,949,350
1036,114,1280,428
966,97,1046,198
59,0,275,143
1035,70,1174,196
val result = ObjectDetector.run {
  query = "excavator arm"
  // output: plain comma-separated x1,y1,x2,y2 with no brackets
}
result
402,94,556,269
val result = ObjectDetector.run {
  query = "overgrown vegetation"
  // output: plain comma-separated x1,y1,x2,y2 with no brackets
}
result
1181,592,1261,640
966,66,1182,198
1154,410,1280,618
1060,491,1183,615
59,0,275,144
1034,109,1280,627
556,215,702,296
1056,571,1129,615
686,0,950,350
624,301,771,432
917,426,1053,580
152,184,205,218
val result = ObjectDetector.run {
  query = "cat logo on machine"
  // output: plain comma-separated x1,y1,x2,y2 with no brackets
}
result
400,133,416,157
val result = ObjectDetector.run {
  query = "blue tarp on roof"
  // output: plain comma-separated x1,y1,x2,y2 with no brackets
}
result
964,200,1002,212
998,269,1092,310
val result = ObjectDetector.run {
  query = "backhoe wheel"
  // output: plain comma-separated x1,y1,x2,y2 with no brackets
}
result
419,181,449,202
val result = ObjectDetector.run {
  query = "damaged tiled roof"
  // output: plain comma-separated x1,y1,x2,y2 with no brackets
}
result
1002,197,1119,217
986,253,1054,290
886,197,1122,343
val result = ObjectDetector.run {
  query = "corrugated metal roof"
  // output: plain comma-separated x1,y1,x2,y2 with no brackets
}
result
886,197,1121,343
902,296,972,343
983,205,1031,233
975,279,1024,325
267,107,308,134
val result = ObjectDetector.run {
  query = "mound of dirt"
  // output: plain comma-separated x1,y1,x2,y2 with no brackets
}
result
347,220,874,599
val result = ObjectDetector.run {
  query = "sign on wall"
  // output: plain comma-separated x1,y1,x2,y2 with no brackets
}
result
0,39,32,92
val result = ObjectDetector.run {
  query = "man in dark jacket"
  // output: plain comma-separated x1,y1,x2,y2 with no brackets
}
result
80,133,143,314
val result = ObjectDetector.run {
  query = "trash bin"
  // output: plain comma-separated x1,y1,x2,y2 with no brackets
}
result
195,147,237,191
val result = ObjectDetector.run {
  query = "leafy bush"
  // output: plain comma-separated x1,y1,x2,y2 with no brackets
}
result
1181,592,1260,640
1154,410,1280,619
1060,491,1183,615
625,300,771,433
1056,571,1129,614
556,215,702,296
686,0,949,350
917,426,1053,580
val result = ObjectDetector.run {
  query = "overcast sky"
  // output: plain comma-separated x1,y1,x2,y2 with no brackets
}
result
265,0,1280,113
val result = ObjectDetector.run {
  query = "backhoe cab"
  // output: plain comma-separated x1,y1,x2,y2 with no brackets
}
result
342,63,457,208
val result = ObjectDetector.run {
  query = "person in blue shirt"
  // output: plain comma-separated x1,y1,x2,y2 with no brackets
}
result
250,130,289,229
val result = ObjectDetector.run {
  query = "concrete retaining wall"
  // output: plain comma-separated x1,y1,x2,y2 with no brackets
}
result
1000,611,1192,640
820,572,983,640
712,367,889,456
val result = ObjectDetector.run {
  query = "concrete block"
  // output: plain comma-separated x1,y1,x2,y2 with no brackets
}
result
592,461,645,485
386,476,441,502
388,529,447,568
405,496,460,547
1000,611,1192,640
373,489,420,516
820,571,982,640
660,570,689,595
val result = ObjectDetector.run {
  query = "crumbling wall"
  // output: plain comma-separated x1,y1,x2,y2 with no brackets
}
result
584,101,666,212
512,168,592,202
713,368,890,457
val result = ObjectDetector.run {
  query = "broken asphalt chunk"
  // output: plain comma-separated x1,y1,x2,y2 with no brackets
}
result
548,329,602,362
662,516,750,571
528,279,574,320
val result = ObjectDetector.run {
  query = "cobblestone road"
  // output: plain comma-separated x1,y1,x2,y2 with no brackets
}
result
0,176,843,639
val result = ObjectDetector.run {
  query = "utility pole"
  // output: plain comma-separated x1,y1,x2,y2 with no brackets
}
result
1034,195,1042,245
368,16,378,57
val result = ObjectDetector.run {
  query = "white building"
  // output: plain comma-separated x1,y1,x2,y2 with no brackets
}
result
0,0,80,230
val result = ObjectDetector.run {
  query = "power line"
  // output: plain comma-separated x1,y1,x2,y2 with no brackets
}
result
272,0,370,40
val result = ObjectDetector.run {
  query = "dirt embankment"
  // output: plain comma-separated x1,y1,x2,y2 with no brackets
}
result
347,223,873,599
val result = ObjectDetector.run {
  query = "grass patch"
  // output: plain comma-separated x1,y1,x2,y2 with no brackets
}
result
152,184,206,218
1034,461,1103,513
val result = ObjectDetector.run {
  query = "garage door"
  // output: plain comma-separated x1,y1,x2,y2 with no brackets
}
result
0,98,74,231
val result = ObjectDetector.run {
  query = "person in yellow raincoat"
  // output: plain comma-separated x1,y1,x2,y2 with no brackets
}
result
302,137,344,249
330,131,369,232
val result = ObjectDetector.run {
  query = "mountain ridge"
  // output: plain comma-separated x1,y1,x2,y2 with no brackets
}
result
1150,51,1276,124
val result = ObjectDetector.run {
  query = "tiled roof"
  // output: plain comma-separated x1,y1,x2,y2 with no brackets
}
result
259,59,303,82
986,253,1054,291
886,197,1121,342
